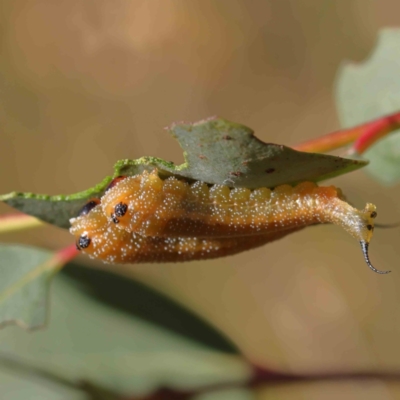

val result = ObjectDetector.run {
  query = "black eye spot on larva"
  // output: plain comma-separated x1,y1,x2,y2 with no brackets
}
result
265,168,275,174
367,224,373,231
115,202,128,217
78,235,91,249
111,214,119,224
370,211,377,219
106,176,126,192
78,199,100,217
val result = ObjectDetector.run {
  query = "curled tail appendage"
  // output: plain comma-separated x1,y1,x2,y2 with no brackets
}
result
360,241,390,274
325,201,390,274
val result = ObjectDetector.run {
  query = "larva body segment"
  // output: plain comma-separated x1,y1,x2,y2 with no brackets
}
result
101,170,378,245
70,204,302,264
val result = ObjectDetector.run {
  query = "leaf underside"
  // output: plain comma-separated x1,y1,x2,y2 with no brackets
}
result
0,273,251,396
0,117,366,229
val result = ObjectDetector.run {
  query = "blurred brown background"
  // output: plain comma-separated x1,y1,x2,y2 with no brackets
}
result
1,1,400,398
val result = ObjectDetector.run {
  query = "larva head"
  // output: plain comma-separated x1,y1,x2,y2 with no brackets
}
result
101,170,164,232
70,203,137,263
71,204,108,253
70,198,101,253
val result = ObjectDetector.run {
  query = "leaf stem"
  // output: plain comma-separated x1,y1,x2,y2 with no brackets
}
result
293,110,400,155
0,213,44,234
53,244,80,271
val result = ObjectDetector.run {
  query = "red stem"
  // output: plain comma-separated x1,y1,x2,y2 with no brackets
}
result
53,244,79,269
293,111,400,155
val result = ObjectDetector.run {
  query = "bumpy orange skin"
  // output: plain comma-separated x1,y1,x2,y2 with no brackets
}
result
69,170,385,271
101,170,377,243
70,205,302,264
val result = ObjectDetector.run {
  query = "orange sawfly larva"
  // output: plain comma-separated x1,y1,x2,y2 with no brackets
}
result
69,202,302,264
99,169,388,274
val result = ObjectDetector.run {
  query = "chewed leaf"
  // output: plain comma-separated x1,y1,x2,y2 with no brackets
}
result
116,118,366,188
0,244,57,330
0,118,366,229
336,28,400,185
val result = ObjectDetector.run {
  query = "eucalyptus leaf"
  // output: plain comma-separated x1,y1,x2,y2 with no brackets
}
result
0,118,366,229
0,244,56,330
117,118,366,187
64,264,236,352
0,177,112,229
0,274,252,396
0,365,87,400
336,28,400,185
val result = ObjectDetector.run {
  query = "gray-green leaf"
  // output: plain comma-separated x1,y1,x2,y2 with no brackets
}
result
336,28,400,185
0,244,57,330
0,274,252,396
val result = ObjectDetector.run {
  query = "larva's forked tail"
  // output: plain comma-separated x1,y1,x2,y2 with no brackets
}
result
323,201,389,274
360,241,391,274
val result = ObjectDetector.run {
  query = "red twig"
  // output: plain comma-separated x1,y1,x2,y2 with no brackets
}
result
293,111,400,155
52,244,79,270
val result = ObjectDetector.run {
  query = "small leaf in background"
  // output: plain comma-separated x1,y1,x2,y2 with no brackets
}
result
0,118,366,229
0,244,56,330
336,28,400,185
